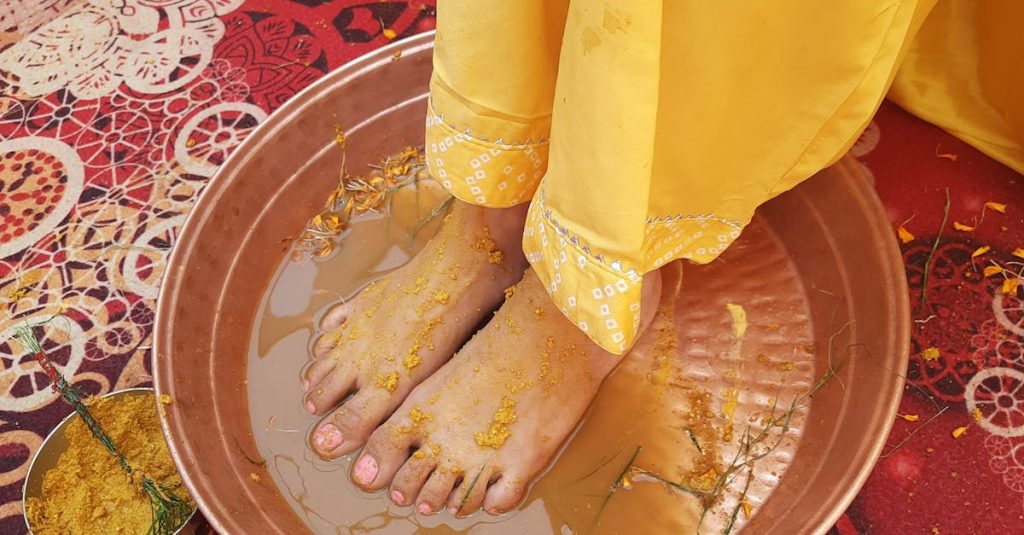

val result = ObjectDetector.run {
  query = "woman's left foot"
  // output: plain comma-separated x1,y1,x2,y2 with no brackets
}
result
349,267,663,516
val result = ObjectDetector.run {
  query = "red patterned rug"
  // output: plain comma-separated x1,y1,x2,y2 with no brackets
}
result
0,2,1020,533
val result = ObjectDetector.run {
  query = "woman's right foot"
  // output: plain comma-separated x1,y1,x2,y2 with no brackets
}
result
303,200,528,459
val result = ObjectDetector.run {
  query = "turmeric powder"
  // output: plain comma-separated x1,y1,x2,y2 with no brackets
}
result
25,393,193,534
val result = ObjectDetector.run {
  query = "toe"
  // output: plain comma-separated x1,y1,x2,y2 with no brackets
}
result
304,363,356,415
302,357,338,393
352,426,414,490
448,465,495,517
312,329,344,358
415,469,459,515
310,389,393,458
321,301,352,331
390,455,436,507
483,473,525,514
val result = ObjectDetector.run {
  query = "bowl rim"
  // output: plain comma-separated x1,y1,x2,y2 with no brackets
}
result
21,386,198,534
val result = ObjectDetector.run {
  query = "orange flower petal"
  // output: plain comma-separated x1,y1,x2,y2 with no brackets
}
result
897,226,915,243
983,265,1004,277
972,246,991,259
1013,248,1024,260
953,221,975,232
952,426,968,438
1002,278,1020,296
986,201,1007,214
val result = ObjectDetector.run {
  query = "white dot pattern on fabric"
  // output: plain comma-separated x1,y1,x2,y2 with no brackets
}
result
425,101,547,207
520,186,746,354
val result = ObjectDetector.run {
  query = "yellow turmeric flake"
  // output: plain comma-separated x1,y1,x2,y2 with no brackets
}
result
403,347,422,372
474,397,518,449
952,426,968,438
725,303,747,339
504,285,516,300
158,394,172,417
921,347,940,361
413,450,427,460
25,394,194,535
375,372,399,393
473,227,504,264
432,290,450,304
409,406,432,427
972,407,983,423
347,325,362,340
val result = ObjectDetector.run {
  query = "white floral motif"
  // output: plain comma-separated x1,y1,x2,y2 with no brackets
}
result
0,0,243,99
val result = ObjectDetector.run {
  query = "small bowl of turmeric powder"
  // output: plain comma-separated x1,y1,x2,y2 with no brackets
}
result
22,387,199,535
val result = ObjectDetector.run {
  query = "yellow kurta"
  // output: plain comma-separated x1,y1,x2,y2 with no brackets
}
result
425,0,1023,354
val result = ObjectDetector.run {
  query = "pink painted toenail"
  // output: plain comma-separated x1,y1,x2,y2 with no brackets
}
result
418,503,432,515
305,400,316,414
353,454,379,485
391,490,405,505
313,423,343,451
448,506,458,515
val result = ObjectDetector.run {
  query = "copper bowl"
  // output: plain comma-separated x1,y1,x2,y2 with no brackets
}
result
154,32,909,534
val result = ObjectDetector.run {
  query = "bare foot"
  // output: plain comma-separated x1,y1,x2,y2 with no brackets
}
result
303,200,528,458
349,267,664,516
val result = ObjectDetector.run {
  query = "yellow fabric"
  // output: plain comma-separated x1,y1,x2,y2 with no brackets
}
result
888,0,1024,175
426,0,1021,355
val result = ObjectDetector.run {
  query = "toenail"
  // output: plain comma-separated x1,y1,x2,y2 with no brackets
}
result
391,490,405,505
417,503,432,515
448,506,458,515
305,400,316,414
353,454,379,485
302,379,310,391
313,423,343,450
